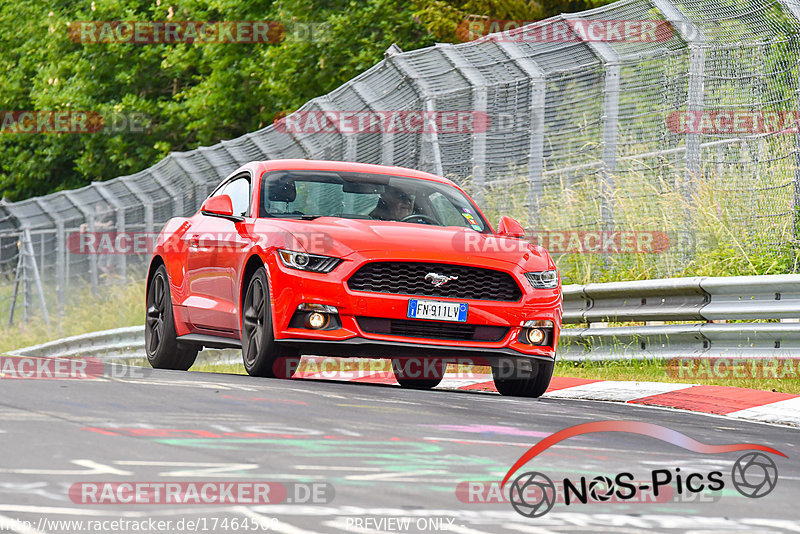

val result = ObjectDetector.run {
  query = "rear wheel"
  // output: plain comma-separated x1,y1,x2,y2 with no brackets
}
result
145,264,198,370
392,358,445,390
241,266,299,378
492,358,554,398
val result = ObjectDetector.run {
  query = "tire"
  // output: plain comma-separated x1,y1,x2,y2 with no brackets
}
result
392,357,445,390
145,264,199,370
492,358,554,398
241,266,299,378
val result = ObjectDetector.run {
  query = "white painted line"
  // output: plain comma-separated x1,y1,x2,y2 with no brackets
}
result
0,460,131,476
726,396,800,427
544,380,696,402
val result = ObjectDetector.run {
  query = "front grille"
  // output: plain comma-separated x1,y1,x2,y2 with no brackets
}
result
347,262,522,301
357,317,509,341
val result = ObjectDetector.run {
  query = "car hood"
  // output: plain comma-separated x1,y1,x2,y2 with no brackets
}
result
253,217,553,270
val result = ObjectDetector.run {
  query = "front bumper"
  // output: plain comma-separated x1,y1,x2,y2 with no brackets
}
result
267,252,562,360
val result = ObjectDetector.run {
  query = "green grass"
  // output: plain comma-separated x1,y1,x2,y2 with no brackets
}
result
0,277,145,355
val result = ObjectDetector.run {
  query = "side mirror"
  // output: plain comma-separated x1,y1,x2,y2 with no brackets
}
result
201,195,243,222
497,216,525,238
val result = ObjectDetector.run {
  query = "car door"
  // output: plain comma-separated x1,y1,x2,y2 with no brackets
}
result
184,174,253,333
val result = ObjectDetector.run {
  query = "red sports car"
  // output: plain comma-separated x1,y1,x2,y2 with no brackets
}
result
145,159,562,397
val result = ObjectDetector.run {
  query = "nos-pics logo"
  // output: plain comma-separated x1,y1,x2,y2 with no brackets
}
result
501,421,783,518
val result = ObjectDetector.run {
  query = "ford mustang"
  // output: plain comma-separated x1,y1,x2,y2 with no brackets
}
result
145,159,562,397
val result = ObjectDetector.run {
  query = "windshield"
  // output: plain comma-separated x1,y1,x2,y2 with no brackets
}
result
258,170,489,232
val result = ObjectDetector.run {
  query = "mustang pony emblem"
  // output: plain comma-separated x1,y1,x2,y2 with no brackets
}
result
425,272,459,287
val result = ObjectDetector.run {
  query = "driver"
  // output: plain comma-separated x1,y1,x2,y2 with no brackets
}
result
370,185,414,221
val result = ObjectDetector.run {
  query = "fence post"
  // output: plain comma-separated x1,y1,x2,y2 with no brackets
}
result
94,182,127,281
495,41,547,229
151,167,184,221
385,46,444,177
315,96,357,162
437,44,488,204
8,229,49,326
63,191,98,295
171,153,211,213
562,16,620,269
34,198,65,313
651,0,706,262
778,0,800,269
120,178,154,236
352,80,395,165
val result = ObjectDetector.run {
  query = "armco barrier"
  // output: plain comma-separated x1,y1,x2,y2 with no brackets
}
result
563,274,800,323
9,274,800,363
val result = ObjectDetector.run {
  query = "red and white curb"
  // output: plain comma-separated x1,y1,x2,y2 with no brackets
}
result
294,361,800,428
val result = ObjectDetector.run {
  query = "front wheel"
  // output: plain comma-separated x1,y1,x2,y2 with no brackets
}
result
241,266,299,378
392,358,445,390
145,264,198,370
492,358,554,398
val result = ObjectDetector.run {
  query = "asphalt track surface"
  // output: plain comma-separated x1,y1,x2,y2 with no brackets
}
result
0,365,799,534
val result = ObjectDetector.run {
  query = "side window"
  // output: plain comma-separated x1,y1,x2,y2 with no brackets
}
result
209,174,251,217
224,177,251,217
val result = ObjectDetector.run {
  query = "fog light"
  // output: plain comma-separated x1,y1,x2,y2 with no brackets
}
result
306,312,328,329
526,328,545,345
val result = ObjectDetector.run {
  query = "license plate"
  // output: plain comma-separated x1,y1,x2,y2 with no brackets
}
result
407,299,468,322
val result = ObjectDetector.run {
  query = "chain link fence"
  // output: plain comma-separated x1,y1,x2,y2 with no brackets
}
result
3,0,800,323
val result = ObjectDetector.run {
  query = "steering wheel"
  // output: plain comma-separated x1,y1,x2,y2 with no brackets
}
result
401,213,440,225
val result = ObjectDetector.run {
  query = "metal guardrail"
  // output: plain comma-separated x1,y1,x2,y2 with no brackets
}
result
7,326,146,361
561,273,800,360
563,274,800,323
8,274,800,362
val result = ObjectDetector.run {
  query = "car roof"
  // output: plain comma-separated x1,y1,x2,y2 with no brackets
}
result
250,159,457,187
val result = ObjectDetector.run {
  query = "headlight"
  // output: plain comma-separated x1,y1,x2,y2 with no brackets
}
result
525,270,558,289
278,249,342,273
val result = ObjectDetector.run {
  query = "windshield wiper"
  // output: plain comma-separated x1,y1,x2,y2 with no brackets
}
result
270,214,321,220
